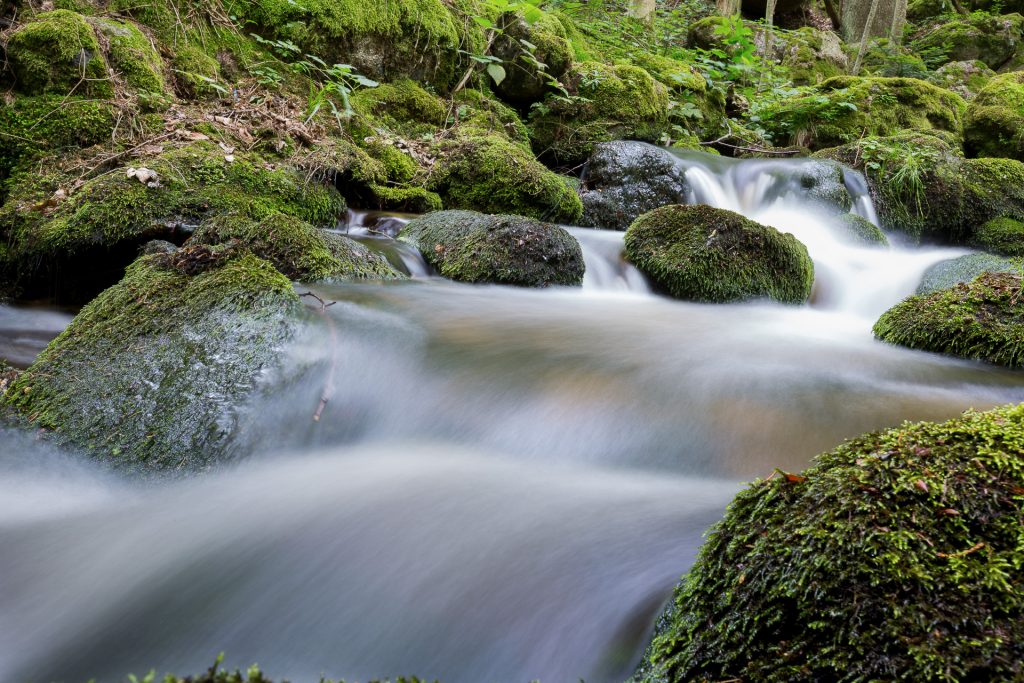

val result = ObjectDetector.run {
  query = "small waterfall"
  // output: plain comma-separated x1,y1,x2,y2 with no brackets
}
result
666,149,963,318
566,227,649,293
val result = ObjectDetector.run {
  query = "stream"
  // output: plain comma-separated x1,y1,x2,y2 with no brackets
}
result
2,148,1023,683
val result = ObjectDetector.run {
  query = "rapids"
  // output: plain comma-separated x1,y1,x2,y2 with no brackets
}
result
2,148,1023,683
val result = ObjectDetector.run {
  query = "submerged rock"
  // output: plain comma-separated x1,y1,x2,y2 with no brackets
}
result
399,210,584,287
917,252,1020,294
3,246,304,471
636,403,1024,682
623,205,814,304
875,271,1024,367
578,142,689,231
833,212,888,246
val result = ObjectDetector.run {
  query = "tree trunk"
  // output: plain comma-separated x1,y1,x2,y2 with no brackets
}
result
851,0,881,74
716,0,742,15
627,0,657,24
840,0,903,42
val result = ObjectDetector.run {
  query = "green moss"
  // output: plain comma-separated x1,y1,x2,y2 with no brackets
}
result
623,204,814,304
976,217,1024,255
222,0,470,90
639,403,1024,682
429,128,583,223
190,213,404,281
625,52,726,138
490,9,573,105
875,271,1024,366
454,88,531,147
910,12,1024,70
366,185,443,213
834,212,889,246
918,252,1022,294
3,247,302,471
352,79,448,137
528,61,670,165
964,71,1024,162
90,17,166,93
6,10,112,97
0,143,345,294
399,209,584,287
760,76,967,150
928,59,996,100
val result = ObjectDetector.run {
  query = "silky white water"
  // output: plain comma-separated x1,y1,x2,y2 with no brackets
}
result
2,149,1022,683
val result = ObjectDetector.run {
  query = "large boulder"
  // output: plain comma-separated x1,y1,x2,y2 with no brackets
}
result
875,271,1024,367
916,252,1020,293
910,13,1024,71
578,142,689,231
3,246,304,472
399,210,584,287
623,205,814,304
964,72,1024,162
528,61,671,165
427,129,583,223
975,216,1024,256
759,76,967,150
635,403,1024,683
928,60,997,101
490,9,573,105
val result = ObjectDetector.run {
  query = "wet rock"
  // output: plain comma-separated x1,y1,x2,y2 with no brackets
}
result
578,142,689,231
917,252,1020,294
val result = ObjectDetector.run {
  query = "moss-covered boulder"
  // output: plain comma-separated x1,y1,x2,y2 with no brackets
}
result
910,13,1024,71
964,72,1024,162
976,216,1024,256
623,205,814,304
528,61,670,165
453,88,532,147
816,134,1024,243
222,0,472,90
760,76,967,150
190,213,405,281
89,16,165,94
875,271,1024,367
917,252,1021,293
637,403,1024,683
928,60,996,100
0,142,344,300
5,10,112,97
428,129,582,223
833,212,889,246
490,9,573,105
578,142,689,231
351,78,448,138
399,210,584,287
3,246,304,471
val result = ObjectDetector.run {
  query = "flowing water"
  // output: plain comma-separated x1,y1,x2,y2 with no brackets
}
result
3,148,1024,683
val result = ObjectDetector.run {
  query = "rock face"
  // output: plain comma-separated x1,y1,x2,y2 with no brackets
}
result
875,271,1024,367
3,246,304,472
964,72,1024,162
635,403,1024,683
399,210,584,287
623,205,814,304
578,142,689,231
917,252,1020,294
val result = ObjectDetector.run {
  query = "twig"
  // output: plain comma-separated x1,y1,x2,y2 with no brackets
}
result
300,291,338,422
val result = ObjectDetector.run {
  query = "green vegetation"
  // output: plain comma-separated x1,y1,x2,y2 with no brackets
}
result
964,72,1024,162
623,204,814,303
976,217,1024,256
399,209,584,286
875,271,1024,367
638,402,1024,682
909,12,1024,70
5,10,112,97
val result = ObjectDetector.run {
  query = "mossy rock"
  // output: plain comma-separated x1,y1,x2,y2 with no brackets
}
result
917,252,1021,293
490,9,573,105
964,72,1024,162
428,129,583,223
453,88,532,147
578,141,689,231
928,60,996,100
816,134,1024,243
910,13,1024,71
190,213,405,281
875,271,1024,367
399,209,584,287
0,142,345,300
89,16,165,94
528,61,670,165
637,403,1024,683
907,0,958,20
833,212,889,246
976,216,1024,256
3,247,303,471
623,204,814,304
351,78,448,138
221,0,471,90
760,76,967,150
625,52,727,139
5,10,112,97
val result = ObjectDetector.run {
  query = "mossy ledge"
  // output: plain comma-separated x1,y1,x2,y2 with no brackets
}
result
874,271,1024,368
3,246,304,472
623,204,814,304
636,403,1024,683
